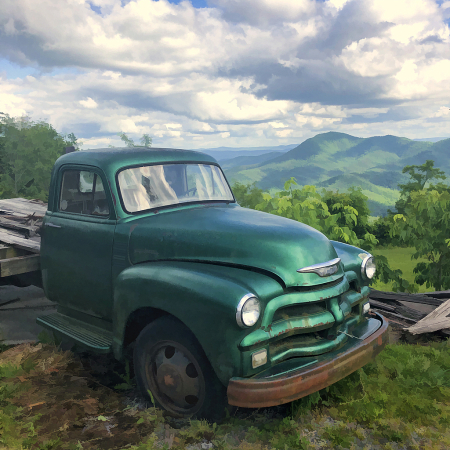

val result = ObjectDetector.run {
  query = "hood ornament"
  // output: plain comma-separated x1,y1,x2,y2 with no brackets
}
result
297,258,341,277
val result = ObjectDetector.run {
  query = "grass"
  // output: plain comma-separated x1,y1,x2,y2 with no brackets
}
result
371,246,430,293
1,331,450,450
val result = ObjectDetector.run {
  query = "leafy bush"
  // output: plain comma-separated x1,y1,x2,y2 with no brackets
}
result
232,181,264,209
321,185,372,242
244,177,379,252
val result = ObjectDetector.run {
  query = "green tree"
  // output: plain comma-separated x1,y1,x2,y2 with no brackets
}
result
140,134,152,147
0,113,78,201
118,132,135,147
392,186,450,291
372,160,447,247
392,160,446,215
113,132,152,148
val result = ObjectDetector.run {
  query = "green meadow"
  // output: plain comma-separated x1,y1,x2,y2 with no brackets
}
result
371,246,430,293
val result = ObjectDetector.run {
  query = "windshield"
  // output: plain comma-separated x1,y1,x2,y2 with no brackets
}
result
117,163,234,213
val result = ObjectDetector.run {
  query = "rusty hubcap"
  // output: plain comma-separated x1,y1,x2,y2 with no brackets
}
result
146,342,205,414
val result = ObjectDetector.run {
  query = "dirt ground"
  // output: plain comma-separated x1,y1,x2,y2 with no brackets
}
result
0,340,296,450
0,284,56,345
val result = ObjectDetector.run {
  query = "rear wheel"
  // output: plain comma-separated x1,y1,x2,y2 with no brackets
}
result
134,316,233,422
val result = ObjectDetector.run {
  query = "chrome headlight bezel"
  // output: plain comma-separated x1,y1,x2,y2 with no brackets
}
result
236,294,261,328
361,254,376,280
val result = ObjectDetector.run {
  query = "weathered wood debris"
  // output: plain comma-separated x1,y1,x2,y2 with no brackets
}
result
369,289,450,337
0,198,45,253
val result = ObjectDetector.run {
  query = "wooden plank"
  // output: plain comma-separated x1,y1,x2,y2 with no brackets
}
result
370,307,418,324
404,298,450,335
0,254,40,277
393,304,426,322
368,299,397,312
0,216,39,237
0,245,28,260
0,230,40,253
423,290,450,299
0,198,47,218
369,289,443,306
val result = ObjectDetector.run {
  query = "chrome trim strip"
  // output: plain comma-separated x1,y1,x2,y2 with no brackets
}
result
236,293,258,328
297,257,341,275
45,222,61,228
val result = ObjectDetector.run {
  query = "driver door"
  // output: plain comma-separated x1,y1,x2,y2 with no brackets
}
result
41,166,116,321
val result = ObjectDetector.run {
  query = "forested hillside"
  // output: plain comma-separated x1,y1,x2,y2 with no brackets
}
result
224,132,450,216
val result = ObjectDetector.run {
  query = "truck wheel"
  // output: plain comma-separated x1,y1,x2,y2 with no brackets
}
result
134,316,233,422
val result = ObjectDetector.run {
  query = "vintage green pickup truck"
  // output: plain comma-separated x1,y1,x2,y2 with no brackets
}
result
28,147,387,421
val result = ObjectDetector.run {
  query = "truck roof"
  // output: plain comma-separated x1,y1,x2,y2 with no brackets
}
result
54,147,218,175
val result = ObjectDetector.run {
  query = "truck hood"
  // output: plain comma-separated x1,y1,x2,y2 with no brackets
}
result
128,204,343,288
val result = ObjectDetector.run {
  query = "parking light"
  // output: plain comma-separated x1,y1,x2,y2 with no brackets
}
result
252,349,267,369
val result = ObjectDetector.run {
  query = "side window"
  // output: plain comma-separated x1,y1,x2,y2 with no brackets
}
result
59,170,110,216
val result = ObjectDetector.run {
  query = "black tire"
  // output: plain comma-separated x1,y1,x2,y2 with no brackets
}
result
133,316,233,422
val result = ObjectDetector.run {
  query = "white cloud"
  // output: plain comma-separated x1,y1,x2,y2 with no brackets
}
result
269,122,288,129
0,0,449,149
369,0,438,22
275,129,293,137
327,0,350,10
433,106,450,117
165,123,182,130
0,81,30,116
79,97,98,108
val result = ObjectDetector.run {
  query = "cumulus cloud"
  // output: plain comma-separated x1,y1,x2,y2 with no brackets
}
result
0,0,449,149
79,97,98,108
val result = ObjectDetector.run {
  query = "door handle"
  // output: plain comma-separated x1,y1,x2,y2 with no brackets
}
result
45,222,61,228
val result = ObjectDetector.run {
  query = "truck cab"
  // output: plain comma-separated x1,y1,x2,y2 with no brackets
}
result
37,147,388,421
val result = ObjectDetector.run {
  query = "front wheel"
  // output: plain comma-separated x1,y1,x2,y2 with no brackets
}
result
133,316,233,422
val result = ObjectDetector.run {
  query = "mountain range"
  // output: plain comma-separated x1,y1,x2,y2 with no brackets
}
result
197,144,297,162
215,132,450,217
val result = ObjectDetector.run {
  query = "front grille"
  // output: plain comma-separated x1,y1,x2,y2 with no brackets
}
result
272,301,327,322
270,333,320,357
288,276,344,293
267,285,362,362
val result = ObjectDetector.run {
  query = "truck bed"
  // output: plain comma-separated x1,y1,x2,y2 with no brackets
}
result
0,198,46,279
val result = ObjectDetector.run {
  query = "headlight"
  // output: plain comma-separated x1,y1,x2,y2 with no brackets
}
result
363,302,370,314
236,294,260,328
361,255,376,280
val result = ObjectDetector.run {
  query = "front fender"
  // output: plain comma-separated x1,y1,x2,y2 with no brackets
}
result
331,240,370,287
112,261,284,385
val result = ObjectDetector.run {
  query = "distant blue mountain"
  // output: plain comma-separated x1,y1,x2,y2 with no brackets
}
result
413,137,450,142
192,144,297,162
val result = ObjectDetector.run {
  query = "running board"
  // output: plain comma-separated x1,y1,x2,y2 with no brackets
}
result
36,312,112,353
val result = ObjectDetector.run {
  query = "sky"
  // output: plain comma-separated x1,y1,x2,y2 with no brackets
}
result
1,0,450,150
